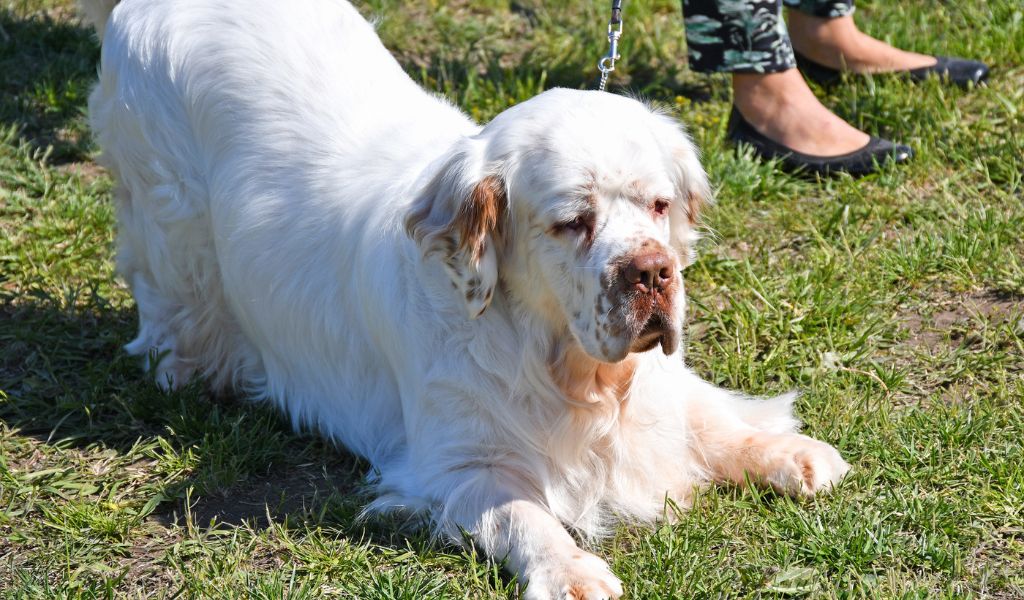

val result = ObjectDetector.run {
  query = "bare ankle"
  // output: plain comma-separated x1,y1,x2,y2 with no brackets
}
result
786,12,862,68
732,70,814,125
730,69,870,156
786,11,937,72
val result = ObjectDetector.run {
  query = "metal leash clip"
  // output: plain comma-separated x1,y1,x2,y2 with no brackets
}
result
597,0,623,92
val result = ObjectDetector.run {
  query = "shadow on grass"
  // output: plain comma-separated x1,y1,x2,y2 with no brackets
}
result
0,9,99,163
0,288,381,538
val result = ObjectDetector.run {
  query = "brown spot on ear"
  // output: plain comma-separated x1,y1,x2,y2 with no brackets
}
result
686,190,705,225
455,175,506,262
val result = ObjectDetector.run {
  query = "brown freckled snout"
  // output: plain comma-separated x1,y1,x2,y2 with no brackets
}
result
622,251,675,294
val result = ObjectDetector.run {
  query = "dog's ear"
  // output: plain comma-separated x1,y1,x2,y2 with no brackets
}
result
405,140,506,319
666,127,712,267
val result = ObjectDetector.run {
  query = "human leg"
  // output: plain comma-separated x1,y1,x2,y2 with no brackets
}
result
785,3,936,73
680,0,911,170
681,0,882,158
681,0,796,74
731,68,868,156
785,1,988,86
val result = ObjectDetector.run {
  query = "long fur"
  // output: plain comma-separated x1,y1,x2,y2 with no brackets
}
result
83,1,849,598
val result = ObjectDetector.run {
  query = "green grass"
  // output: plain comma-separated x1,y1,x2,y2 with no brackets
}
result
1,0,1022,597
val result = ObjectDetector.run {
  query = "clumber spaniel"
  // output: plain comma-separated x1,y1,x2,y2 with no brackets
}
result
83,0,850,597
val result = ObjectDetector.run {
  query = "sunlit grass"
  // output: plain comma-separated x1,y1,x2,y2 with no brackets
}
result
1,0,1022,597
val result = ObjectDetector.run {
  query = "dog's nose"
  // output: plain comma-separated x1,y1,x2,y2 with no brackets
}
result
623,252,675,294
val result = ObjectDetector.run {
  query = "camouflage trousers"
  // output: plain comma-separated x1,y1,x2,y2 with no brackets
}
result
682,0,855,73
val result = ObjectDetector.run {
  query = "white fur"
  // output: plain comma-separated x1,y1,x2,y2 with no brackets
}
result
84,1,850,597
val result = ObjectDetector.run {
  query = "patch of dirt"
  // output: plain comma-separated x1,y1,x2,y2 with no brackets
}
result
55,160,106,182
965,526,1024,598
114,528,183,592
0,441,47,473
161,460,361,530
899,289,1022,353
889,288,1022,406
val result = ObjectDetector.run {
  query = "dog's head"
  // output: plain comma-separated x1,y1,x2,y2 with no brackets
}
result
407,89,710,363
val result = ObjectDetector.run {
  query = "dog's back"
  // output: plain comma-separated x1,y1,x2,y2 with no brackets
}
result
87,0,477,462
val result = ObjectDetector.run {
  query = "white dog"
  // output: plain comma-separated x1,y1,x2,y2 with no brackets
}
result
83,0,850,597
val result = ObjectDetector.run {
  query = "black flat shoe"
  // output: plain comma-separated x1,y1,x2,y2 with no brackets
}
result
726,106,913,177
795,50,990,88
908,56,990,87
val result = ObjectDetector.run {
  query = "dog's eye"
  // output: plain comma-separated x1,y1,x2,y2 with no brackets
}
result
653,199,669,216
554,215,591,235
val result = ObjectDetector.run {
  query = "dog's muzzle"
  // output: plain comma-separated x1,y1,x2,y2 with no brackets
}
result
617,247,680,355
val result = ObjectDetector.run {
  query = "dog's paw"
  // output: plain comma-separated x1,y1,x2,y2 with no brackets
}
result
523,551,623,600
762,434,850,498
150,350,196,391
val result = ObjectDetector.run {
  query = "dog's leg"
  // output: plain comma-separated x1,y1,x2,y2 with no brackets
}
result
684,377,850,498
443,489,623,600
121,270,196,390
111,182,195,390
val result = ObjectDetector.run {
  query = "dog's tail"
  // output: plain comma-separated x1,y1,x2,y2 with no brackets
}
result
78,0,119,40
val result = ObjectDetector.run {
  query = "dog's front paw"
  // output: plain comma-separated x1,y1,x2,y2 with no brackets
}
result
524,550,623,600
762,434,850,498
